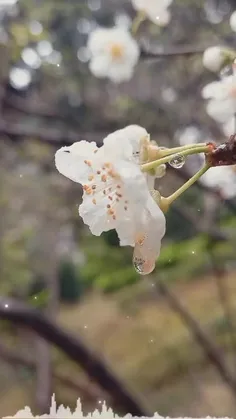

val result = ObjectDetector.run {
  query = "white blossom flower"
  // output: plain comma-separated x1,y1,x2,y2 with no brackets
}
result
222,116,235,137
230,11,236,32
131,0,172,26
201,166,236,199
176,126,200,146
176,128,236,198
87,26,140,83
202,74,236,123
55,125,166,267
202,46,225,72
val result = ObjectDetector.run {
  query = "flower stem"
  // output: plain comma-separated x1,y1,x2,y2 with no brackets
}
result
157,143,207,158
141,145,209,172
131,11,146,35
160,164,210,212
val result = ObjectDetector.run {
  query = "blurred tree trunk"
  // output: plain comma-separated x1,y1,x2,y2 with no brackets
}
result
34,221,60,414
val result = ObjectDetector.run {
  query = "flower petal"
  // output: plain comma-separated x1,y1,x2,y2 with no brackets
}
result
132,197,166,274
103,125,149,161
206,98,234,122
108,63,135,83
202,81,224,99
55,141,98,184
89,55,111,78
79,193,117,236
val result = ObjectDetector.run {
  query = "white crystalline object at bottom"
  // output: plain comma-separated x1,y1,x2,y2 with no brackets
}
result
3,395,234,419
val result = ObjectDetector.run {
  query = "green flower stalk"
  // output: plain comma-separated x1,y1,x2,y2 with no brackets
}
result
141,144,210,173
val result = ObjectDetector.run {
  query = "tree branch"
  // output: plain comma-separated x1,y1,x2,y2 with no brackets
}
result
151,280,236,397
0,341,106,404
0,297,149,416
140,43,213,60
0,120,103,146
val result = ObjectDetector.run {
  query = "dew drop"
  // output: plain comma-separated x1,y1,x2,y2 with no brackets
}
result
169,154,186,169
220,65,233,79
133,256,155,275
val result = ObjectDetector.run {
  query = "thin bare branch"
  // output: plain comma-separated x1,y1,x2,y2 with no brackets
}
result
150,280,236,397
0,297,150,416
140,43,213,60
0,341,105,403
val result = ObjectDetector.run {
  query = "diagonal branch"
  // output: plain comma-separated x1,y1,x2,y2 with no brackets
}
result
0,341,106,403
151,280,236,397
140,43,213,60
0,297,150,416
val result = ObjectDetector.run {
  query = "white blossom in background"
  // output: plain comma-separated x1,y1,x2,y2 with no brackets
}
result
202,46,225,72
177,127,236,198
131,0,173,26
202,73,236,123
55,125,166,267
222,116,235,137
87,27,140,83
230,10,236,32
176,126,200,146
201,166,236,199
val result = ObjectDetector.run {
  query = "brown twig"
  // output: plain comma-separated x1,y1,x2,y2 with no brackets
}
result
150,280,236,397
0,120,103,146
206,135,236,166
140,43,215,60
0,297,150,416
0,341,105,403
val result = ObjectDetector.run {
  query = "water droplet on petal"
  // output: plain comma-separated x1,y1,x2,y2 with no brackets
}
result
169,154,186,169
133,255,155,275
220,65,233,79
133,243,156,275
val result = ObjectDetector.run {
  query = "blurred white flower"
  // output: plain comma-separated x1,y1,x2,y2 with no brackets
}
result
202,74,236,122
87,26,140,83
131,0,172,26
201,166,236,199
9,67,32,90
55,125,166,269
21,47,41,69
29,20,43,36
176,126,200,146
230,10,236,32
37,40,53,57
202,46,225,72
222,116,235,137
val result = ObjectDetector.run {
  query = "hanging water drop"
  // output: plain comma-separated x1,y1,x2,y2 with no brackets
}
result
133,255,155,275
220,65,233,79
169,154,186,169
133,243,156,275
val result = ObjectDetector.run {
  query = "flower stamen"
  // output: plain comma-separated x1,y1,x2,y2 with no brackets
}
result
110,43,124,59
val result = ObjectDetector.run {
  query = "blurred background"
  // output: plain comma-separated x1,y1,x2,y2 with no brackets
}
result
1,0,236,416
